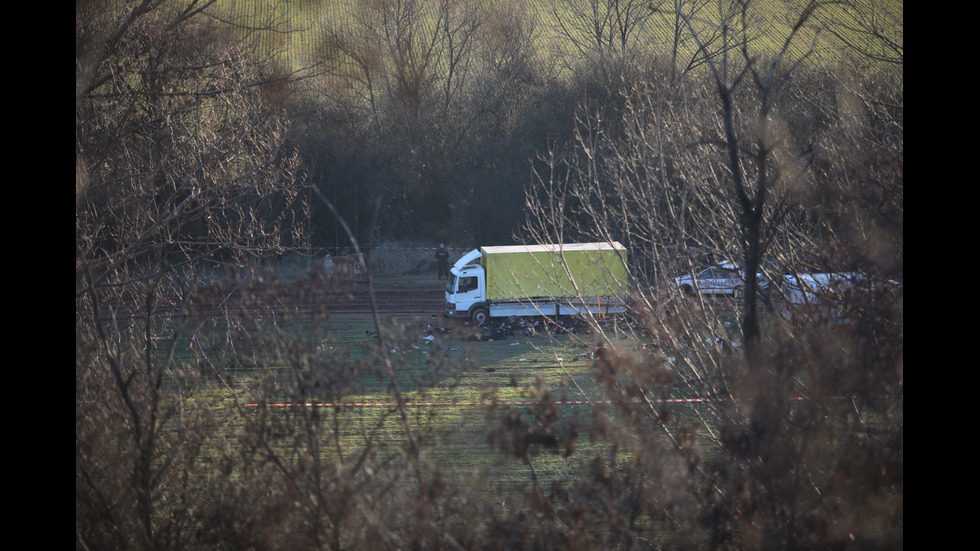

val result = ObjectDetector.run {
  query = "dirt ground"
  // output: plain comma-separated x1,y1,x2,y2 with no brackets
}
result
177,271,737,326
180,272,449,323
327,277,447,316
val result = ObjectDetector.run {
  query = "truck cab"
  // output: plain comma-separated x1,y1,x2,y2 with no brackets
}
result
445,249,488,323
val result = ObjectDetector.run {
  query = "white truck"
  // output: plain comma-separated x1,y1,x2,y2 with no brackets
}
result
444,242,629,325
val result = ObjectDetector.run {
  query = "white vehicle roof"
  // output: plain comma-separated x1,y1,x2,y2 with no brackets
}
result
781,272,866,303
481,242,625,255
782,272,864,287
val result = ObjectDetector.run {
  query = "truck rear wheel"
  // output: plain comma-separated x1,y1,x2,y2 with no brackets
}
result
471,308,489,326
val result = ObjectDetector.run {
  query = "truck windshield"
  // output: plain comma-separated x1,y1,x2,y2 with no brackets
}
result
446,274,457,294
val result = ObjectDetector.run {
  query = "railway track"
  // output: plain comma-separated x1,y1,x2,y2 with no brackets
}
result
81,276,448,326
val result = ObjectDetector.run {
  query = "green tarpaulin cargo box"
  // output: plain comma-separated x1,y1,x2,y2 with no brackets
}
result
480,242,627,301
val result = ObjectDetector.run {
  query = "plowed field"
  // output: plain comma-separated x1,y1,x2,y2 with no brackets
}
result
182,273,449,322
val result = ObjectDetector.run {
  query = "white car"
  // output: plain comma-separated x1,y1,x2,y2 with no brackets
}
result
675,262,768,297
778,272,867,324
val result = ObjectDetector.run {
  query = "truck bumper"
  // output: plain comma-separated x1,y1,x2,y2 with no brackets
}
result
445,303,467,318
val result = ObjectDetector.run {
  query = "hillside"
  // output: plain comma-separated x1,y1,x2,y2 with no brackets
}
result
218,0,903,72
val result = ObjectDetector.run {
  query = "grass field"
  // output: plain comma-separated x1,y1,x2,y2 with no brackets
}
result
141,253,901,546
171,282,741,506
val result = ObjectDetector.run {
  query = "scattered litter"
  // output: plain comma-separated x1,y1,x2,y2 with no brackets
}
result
704,338,739,350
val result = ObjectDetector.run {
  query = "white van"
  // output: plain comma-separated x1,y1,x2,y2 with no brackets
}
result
779,272,866,325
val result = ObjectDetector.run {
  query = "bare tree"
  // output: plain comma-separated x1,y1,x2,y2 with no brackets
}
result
654,0,718,79
317,0,484,144
76,2,308,548
311,0,547,243
550,0,658,58
672,0,815,354
519,1,902,547
812,0,903,67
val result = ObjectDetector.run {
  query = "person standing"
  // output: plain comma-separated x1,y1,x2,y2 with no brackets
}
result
435,244,450,280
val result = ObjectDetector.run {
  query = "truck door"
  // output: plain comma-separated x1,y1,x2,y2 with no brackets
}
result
454,274,483,307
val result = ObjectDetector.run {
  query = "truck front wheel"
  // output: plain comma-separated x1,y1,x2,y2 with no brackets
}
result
471,308,489,326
